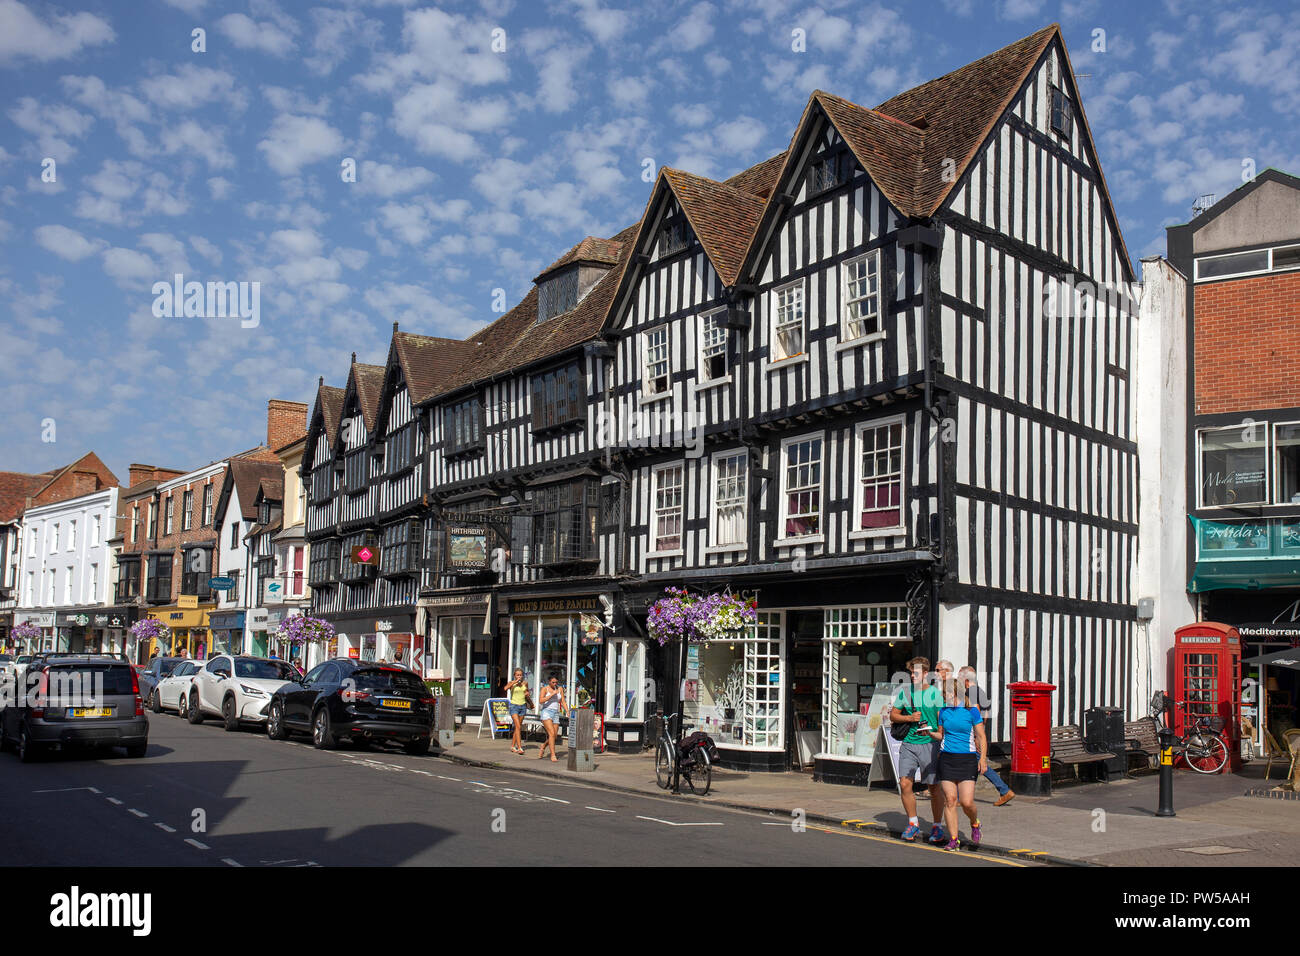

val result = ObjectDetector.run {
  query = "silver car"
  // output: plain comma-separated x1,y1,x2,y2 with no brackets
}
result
0,657,149,761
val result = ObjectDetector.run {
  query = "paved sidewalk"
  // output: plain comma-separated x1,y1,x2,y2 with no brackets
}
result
435,728,1300,866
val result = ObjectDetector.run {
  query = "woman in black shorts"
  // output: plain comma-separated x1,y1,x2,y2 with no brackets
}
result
925,680,987,851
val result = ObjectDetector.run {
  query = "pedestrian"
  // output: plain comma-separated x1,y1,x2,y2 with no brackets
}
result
537,673,567,763
291,656,304,676
504,667,531,755
960,665,1015,806
891,657,947,844
926,673,988,851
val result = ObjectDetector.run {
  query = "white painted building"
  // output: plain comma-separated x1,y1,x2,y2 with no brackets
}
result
16,487,121,653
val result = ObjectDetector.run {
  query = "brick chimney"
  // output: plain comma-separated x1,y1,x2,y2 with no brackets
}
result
128,464,184,488
267,399,309,451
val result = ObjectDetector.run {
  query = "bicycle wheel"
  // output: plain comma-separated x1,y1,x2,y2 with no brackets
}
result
655,739,674,790
1185,733,1229,774
683,749,712,796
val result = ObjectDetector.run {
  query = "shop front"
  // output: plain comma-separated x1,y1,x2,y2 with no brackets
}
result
147,605,212,658
90,608,134,657
1190,516,1300,751
507,595,611,725
15,611,54,652
245,607,270,657
209,610,245,657
55,610,98,653
326,610,417,667
422,592,495,722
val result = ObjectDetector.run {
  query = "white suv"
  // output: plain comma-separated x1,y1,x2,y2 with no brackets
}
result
187,655,298,731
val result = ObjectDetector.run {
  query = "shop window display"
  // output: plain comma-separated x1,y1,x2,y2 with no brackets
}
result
683,612,783,749
821,605,910,759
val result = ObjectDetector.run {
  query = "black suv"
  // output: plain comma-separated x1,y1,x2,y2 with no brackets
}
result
266,659,434,754
0,657,148,761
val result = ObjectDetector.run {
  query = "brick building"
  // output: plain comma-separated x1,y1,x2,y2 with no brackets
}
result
1167,168,1300,745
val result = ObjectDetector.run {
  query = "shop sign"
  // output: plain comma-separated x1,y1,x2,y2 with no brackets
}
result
1194,516,1300,560
510,596,603,615
375,620,394,632
447,526,490,572
178,595,199,610
422,592,490,608
426,678,452,698
351,545,379,565
347,647,360,659
1239,623,1300,641
17,612,54,628
209,577,236,591
248,608,269,630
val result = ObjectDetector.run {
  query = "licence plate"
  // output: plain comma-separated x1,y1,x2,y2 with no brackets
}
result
69,708,112,718
380,699,412,710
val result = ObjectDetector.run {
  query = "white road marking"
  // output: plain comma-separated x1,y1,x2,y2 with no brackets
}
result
635,815,723,827
535,795,570,804
128,809,147,818
106,797,123,805
185,838,209,850
222,858,242,867
409,770,432,776
434,775,461,782
585,806,615,813
155,823,176,833
33,787,98,793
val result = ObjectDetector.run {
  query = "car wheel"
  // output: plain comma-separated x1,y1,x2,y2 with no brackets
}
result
267,700,288,740
311,707,334,750
403,736,431,756
176,692,187,719
17,724,39,763
125,741,147,758
151,690,162,714
187,690,204,724
222,695,239,732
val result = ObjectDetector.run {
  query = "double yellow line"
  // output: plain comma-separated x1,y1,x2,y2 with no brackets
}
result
832,819,1030,866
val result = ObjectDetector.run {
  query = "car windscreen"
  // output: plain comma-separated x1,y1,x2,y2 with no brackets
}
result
0,655,12,662
45,666,135,700
234,659,295,680
16,656,31,664
158,659,181,677
353,669,427,694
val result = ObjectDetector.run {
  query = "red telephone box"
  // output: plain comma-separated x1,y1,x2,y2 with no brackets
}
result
1008,681,1056,795
1171,622,1241,772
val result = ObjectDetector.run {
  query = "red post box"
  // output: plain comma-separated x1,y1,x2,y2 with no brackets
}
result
1171,622,1241,773
1009,681,1056,796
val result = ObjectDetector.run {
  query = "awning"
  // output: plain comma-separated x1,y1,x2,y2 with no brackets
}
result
1188,559,1300,593
1242,648,1300,671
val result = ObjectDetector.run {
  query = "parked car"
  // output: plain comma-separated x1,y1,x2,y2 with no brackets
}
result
151,659,201,715
0,654,13,681
266,659,435,754
0,657,148,761
139,656,185,700
187,655,298,730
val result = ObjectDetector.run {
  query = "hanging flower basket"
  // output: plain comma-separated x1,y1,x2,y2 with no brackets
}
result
11,621,42,643
129,618,171,644
275,615,335,646
647,587,757,646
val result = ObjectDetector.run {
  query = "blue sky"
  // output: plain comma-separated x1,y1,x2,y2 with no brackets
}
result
2,0,1298,483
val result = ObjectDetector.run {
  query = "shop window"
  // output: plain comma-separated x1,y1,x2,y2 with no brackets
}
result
439,616,492,712
821,605,910,760
855,419,904,531
606,640,645,721
509,615,600,715
683,613,784,750
1274,423,1300,504
1198,425,1267,507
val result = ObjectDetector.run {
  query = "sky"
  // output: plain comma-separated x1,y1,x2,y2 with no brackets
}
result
1,0,1298,484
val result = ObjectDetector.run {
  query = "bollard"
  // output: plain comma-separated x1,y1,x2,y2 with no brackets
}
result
1156,725,1176,817
434,696,455,751
567,708,595,772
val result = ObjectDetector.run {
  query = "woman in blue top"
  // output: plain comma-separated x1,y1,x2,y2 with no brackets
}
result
923,679,987,851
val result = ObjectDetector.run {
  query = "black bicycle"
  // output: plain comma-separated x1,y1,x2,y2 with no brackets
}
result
654,712,712,795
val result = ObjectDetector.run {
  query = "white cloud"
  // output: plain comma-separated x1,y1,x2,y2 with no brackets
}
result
354,160,436,197
666,2,714,52
8,97,93,158
216,13,296,57
391,81,510,160
189,235,223,264
257,115,344,175
270,228,324,260
208,177,233,200
0,0,113,65
139,64,244,111
34,224,105,261
101,247,159,288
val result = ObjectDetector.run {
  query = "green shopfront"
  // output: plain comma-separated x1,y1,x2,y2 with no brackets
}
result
1189,516,1300,747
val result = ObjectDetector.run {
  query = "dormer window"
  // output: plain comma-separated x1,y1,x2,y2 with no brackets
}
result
537,266,580,323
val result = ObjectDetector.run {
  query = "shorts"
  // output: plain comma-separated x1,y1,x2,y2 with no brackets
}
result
540,707,560,723
507,703,526,717
898,740,939,784
938,752,980,783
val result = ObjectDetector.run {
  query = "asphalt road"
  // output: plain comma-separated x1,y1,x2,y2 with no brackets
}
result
0,711,1027,867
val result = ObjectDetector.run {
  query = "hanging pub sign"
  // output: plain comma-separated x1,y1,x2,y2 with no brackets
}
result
447,526,489,572
351,544,379,565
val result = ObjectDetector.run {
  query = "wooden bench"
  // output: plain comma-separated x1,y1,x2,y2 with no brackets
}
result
1122,717,1163,771
1050,724,1115,781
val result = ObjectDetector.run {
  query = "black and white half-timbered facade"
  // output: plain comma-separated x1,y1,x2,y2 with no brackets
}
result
299,24,1145,780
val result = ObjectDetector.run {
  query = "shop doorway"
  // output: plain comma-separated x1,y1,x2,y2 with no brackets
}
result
787,610,824,771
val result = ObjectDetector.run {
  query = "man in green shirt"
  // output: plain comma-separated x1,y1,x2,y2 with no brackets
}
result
891,657,946,843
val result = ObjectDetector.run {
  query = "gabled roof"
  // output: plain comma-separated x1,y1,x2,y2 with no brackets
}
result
348,362,385,432
0,471,53,523
723,152,787,197
660,168,767,286
873,22,1056,217
1169,168,1300,230
811,91,927,215
318,385,344,443
391,330,481,407
214,459,282,525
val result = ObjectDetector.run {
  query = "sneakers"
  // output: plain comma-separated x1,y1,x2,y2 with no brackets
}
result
900,824,921,841
971,821,982,846
941,838,961,852
927,824,947,844
994,790,1016,807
